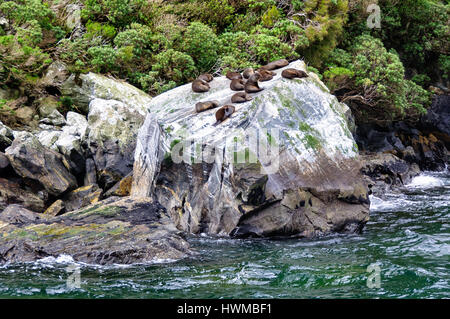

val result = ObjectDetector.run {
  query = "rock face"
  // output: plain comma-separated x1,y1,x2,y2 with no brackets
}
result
132,60,369,238
5,132,77,196
421,95,450,149
0,120,14,151
0,198,191,265
60,72,152,114
84,98,146,190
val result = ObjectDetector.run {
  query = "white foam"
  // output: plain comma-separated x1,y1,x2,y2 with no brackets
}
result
406,175,444,189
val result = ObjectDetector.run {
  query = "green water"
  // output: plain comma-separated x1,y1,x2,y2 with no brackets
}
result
0,172,449,298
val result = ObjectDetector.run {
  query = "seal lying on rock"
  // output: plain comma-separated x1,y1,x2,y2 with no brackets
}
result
243,68,255,79
195,100,220,113
261,59,289,71
282,68,308,79
257,69,276,81
230,79,245,91
192,79,210,93
198,73,214,82
215,105,235,124
231,92,253,103
226,71,243,80
245,73,264,93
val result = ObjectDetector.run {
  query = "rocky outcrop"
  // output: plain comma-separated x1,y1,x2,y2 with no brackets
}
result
0,198,191,264
421,94,450,149
5,132,77,197
132,60,369,238
356,121,449,172
84,98,146,190
60,72,152,114
0,178,46,212
360,153,420,196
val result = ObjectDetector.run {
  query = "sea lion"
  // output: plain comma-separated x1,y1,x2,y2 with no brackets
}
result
215,105,236,124
243,68,255,79
226,71,243,80
245,73,264,93
195,100,220,113
230,79,245,91
231,92,253,103
261,59,289,71
256,69,276,81
281,68,308,79
192,79,210,93
198,73,214,82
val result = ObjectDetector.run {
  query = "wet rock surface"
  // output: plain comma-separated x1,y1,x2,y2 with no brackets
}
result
0,198,191,265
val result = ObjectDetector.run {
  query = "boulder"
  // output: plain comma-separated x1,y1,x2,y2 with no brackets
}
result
0,178,46,212
84,98,145,190
0,152,10,171
132,60,370,238
63,184,102,212
43,199,66,217
37,96,60,118
5,132,77,196
39,109,66,127
360,153,420,195
39,61,69,88
0,198,191,265
60,72,152,114
54,111,88,177
15,106,35,123
104,174,133,197
0,120,14,151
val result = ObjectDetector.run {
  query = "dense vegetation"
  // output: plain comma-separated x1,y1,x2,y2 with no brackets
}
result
0,0,449,125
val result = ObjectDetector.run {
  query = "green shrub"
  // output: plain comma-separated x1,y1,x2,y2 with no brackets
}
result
182,22,218,72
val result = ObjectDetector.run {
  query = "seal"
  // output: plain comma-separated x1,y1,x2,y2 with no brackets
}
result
243,68,255,79
245,73,264,93
192,79,210,93
195,100,220,113
257,69,276,81
226,71,243,80
198,74,213,82
231,92,253,103
261,59,289,71
281,68,308,79
230,79,245,91
215,105,236,124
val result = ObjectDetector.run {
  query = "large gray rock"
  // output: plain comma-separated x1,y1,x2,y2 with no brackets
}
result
83,98,146,190
60,72,152,114
5,132,77,196
132,60,370,238
0,120,14,152
0,198,191,265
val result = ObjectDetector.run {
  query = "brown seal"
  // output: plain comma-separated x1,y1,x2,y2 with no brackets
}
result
245,73,264,93
192,79,210,93
230,79,245,91
226,71,243,80
195,100,220,113
257,69,276,81
215,105,236,124
261,59,289,71
281,68,308,79
243,68,255,79
198,73,213,82
231,92,253,103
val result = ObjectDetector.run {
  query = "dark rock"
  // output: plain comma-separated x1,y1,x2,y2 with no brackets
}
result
0,205,41,224
5,132,77,196
43,199,65,217
63,184,102,212
0,178,46,212
84,158,97,186
421,95,450,149
360,153,420,195
0,198,191,265
104,173,133,197
0,152,10,171
0,121,14,152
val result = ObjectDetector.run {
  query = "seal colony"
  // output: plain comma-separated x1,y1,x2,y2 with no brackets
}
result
191,59,309,125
